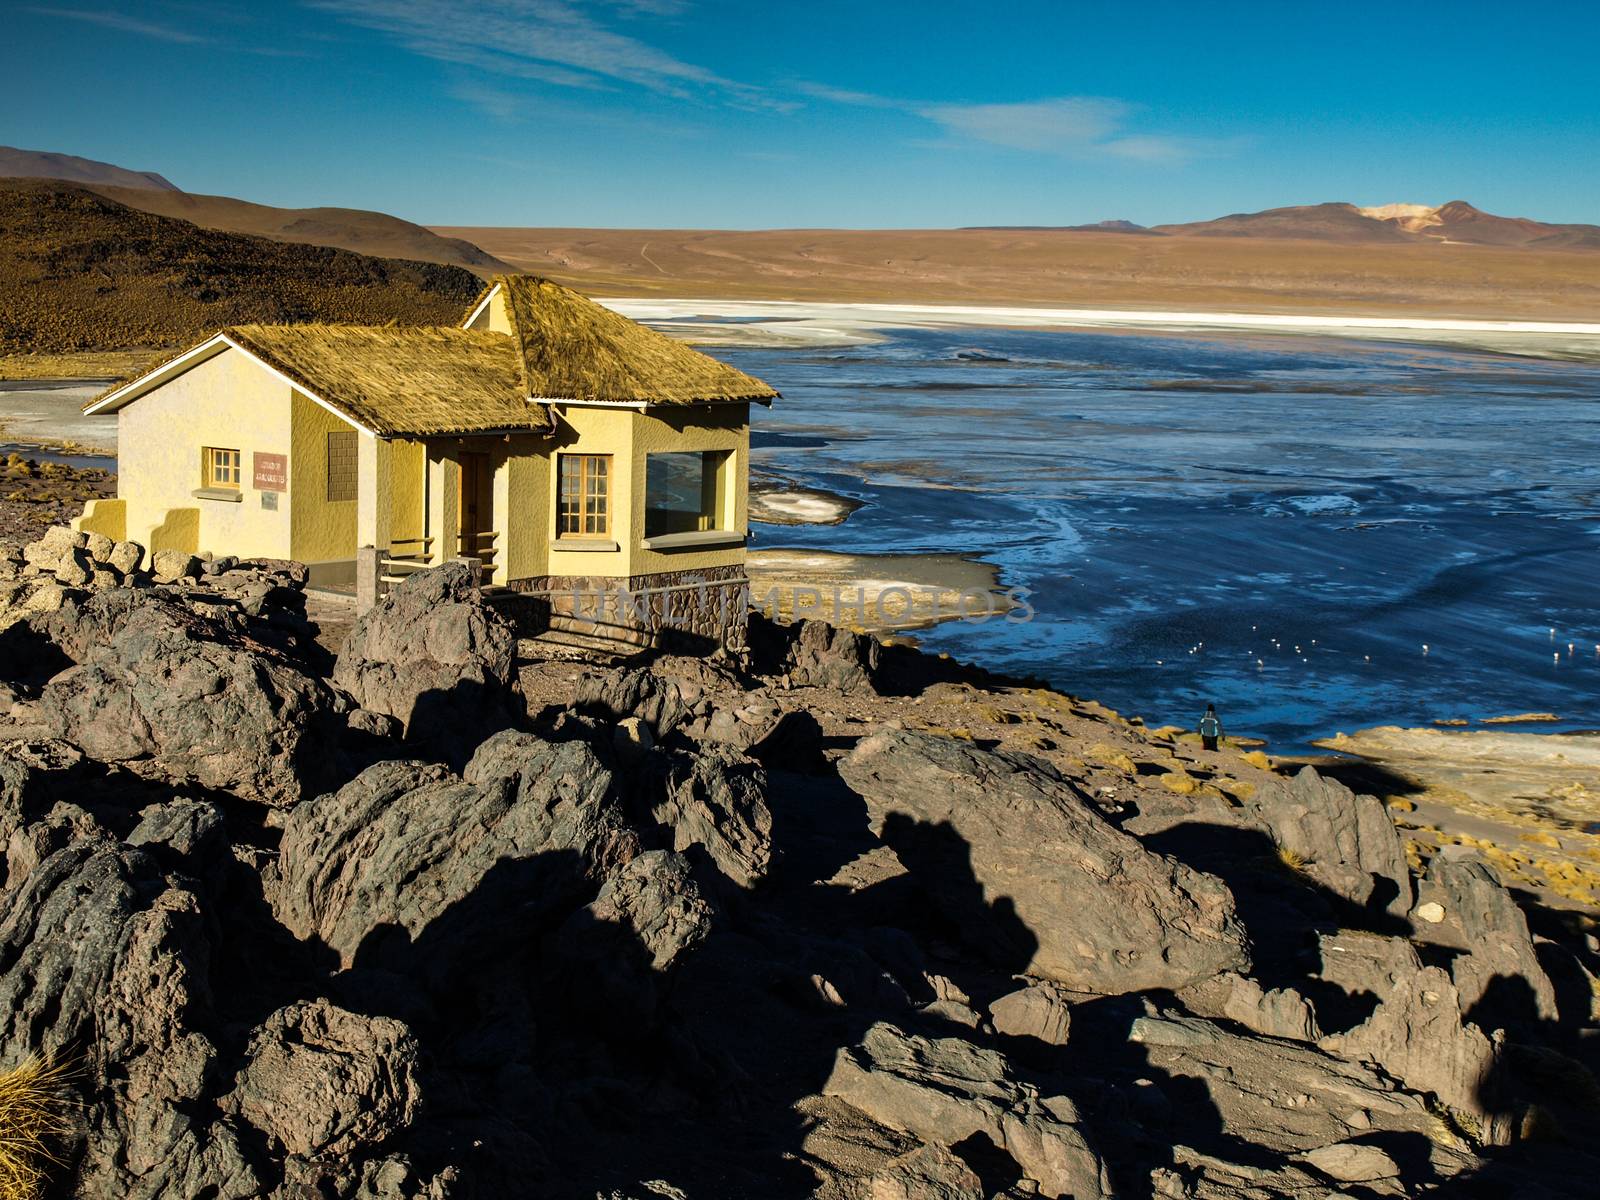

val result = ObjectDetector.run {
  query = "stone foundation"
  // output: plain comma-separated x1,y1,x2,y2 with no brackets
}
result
495,565,749,651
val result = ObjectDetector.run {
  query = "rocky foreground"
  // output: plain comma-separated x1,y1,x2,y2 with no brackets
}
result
0,530,1597,1198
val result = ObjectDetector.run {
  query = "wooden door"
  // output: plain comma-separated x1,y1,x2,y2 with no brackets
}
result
458,452,491,560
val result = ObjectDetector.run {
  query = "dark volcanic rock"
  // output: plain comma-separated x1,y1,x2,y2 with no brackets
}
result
274,734,636,969
824,1022,1111,1200
34,591,337,806
840,728,1249,993
1313,930,1507,1141
0,838,263,1198
786,618,882,691
654,747,775,888
1414,853,1558,1024
1244,767,1412,918
226,999,423,1159
575,666,697,738
332,561,515,744
554,849,714,1024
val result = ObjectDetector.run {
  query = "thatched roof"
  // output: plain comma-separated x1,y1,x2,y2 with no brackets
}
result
474,275,779,405
89,324,551,437
224,325,549,436
86,273,775,430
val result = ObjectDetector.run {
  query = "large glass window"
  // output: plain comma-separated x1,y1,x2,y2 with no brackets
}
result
644,450,730,538
558,453,611,537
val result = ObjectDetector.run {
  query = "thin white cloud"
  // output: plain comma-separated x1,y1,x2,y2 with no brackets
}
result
919,97,1129,153
801,86,1237,165
792,80,901,108
1099,134,1243,165
449,81,529,120
24,6,210,44
308,0,734,96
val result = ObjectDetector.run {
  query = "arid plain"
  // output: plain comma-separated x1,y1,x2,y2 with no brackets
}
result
434,224,1600,320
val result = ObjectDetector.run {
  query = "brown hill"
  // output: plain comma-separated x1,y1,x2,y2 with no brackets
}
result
1153,199,1600,250
85,184,514,277
1430,200,1600,249
0,144,178,191
437,225,1600,320
0,179,484,357
1152,202,1413,243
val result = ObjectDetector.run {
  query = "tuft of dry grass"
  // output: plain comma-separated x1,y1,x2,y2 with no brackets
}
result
0,1057,73,1200
1275,845,1309,874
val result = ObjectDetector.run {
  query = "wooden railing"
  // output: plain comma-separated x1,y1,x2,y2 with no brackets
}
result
458,530,499,575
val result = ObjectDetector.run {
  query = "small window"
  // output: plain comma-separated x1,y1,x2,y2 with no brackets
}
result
202,446,241,490
326,431,357,502
645,450,730,538
558,454,610,537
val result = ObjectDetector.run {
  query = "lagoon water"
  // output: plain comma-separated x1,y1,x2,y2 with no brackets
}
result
722,326,1600,752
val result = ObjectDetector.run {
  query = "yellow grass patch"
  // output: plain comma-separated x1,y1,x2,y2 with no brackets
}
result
0,1057,72,1200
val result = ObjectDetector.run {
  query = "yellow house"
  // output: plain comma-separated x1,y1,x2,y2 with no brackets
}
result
78,275,779,645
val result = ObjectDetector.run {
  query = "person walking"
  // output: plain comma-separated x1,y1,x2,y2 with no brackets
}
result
1198,703,1223,751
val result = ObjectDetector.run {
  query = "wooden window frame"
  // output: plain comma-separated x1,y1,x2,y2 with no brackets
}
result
326,430,358,503
202,446,241,490
557,453,611,538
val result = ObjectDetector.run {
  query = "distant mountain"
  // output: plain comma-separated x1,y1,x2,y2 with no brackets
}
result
1152,203,1414,243
965,220,1161,234
1423,200,1600,249
1154,200,1600,249
0,145,178,191
3,146,511,276
0,179,484,357
84,184,514,277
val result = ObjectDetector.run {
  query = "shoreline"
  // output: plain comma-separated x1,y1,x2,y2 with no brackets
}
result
606,296,1600,359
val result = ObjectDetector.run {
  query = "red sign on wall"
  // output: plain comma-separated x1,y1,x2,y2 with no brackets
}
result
253,452,288,493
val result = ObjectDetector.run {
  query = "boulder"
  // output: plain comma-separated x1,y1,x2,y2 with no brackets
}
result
1298,1141,1400,1183
54,547,93,587
575,667,696,738
274,735,635,969
864,1142,984,1200
151,549,200,583
1243,767,1412,917
552,850,714,1023
109,540,145,575
1128,1014,1443,1153
653,748,774,889
226,1000,422,1158
690,700,827,770
988,982,1074,1046
840,728,1249,993
0,839,264,1198
37,592,337,806
1177,971,1321,1042
21,526,85,572
83,531,114,562
1314,931,1508,1142
1414,854,1558,1024
333,562,515,741
824,1022,1111,1200
787,619,881,691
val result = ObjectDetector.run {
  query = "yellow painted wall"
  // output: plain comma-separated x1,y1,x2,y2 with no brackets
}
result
390,438,426,547
72,498,126,541
288,391,359,564
498,434,550,583
546,405,636,578
118,349,294,558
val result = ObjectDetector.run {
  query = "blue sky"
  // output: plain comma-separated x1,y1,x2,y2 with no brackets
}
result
4,0,1598,228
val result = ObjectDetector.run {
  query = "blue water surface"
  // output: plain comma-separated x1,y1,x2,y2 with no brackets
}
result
720,326,1600,752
